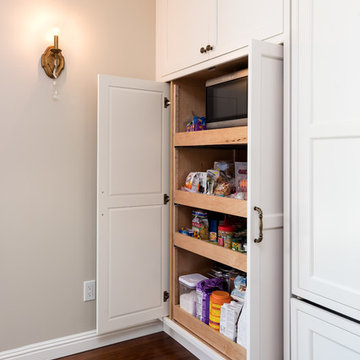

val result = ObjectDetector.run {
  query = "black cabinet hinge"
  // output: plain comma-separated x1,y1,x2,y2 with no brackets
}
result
163,291,170,302
164,194,170,204
164,97,171,108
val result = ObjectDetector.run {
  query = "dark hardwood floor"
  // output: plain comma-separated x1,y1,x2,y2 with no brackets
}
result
57,332,198,360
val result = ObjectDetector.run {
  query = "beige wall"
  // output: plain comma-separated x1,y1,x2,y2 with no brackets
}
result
0,0,155,351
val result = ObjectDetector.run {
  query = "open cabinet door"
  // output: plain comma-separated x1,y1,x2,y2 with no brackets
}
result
97,75,170,334
247,40,284,360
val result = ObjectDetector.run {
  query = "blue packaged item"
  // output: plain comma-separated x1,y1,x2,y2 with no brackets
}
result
209,219,218,243
231,275,247,300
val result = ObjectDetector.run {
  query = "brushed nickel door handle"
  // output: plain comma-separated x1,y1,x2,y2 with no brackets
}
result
254,206,263,243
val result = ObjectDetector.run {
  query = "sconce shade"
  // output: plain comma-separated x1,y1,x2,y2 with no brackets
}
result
41,45,65,79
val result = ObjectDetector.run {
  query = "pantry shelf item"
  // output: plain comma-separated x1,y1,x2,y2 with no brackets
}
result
174,190,247,217
209,291,232,331
174,232,247,272
218,225,234,248
173,305,246,360
174,126,248,147
179,273,208,316
191,209,209,240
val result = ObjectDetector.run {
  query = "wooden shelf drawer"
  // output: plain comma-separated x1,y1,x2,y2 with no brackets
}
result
174,232,247,272
173,305,247,360
174,190,247,217
174,126,248,147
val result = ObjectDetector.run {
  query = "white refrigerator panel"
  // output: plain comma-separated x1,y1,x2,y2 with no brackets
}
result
291,0,360,320
291,299,360,360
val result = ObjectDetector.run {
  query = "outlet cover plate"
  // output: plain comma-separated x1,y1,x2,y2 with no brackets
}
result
83,280,96,301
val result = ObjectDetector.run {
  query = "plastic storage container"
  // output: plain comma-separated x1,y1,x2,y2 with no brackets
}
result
179,273,208,316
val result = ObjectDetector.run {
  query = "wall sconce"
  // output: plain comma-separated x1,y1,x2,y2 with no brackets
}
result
41,32,65,79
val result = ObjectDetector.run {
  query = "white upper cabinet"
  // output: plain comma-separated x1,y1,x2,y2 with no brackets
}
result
156,0,284,79
292,0,360,321
211,0,283,59
156,0,216,76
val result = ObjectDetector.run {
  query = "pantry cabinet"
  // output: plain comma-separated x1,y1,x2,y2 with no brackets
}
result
156,0,284,79
97,40,283,360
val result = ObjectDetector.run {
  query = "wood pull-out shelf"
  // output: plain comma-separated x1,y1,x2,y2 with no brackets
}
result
174,126,248,147
173,306,247,360
174,232,247,272
174,190,247,217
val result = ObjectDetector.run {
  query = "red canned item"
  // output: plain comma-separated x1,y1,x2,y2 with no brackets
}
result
217,225,234,247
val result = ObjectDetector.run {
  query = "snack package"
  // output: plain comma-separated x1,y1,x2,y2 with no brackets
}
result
192,210,209,240
206,169,220,195
231,275,247,301
220,301,243,341
196,277,226,324
184,172,199,192
237,295,248,348
235,162,247,199
194,116,206,131
214,180,232,196
214,161,234,182
185,116,206,132
198,172,208,194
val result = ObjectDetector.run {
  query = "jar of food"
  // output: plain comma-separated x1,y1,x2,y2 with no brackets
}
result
217,225,234,247
209,290,231,331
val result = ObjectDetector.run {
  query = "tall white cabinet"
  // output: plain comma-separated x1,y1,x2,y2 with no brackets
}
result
97,40,284,360
291,0,360,357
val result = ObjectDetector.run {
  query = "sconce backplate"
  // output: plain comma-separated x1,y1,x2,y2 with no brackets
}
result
41,46,65,79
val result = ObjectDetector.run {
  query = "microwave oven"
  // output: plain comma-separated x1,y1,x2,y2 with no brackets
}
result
206,69,248,129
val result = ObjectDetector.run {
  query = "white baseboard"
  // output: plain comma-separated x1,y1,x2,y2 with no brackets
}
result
0,318,224,360
162,317,224,360
0,321,163,360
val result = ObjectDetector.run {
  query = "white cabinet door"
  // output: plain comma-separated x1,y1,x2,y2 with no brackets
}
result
291,299,360,360
97,75,170,334
292,0,360,320
248,40,283,360
157,0,216,76
211,0,283,58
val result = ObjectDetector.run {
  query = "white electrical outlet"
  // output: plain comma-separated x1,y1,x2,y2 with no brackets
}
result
83,280,96,301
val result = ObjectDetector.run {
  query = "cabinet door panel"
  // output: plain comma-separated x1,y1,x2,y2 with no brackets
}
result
291,299,360,360
248,40,283,360
159,0,214,75
212,0,283,58
292,0,360,320
97,75,170,334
